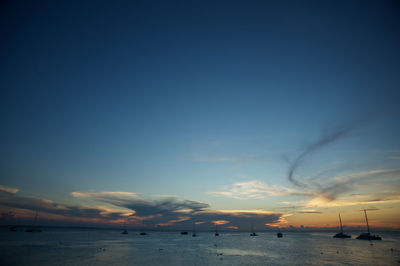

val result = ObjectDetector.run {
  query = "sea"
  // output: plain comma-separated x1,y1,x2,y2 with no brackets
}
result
1,227,399,265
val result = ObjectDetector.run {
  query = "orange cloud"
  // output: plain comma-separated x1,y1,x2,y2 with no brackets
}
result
0,185,19,194
225,225,238,229
212,220,230,225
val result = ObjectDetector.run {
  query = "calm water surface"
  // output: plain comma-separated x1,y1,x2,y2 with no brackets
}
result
1,228,399,265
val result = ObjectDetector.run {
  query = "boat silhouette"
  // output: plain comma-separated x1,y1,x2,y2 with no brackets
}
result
333,213,351,238
26,211,42,232
121,219,128,234
139,220,148,235
192,221,197,237
250,224,258,236
356,209,381,240
277,228,283,238
215,224,219,236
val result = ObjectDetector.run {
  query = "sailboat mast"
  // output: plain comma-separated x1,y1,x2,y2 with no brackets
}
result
339,213,343,232
364,209,370,234
34,210,38,226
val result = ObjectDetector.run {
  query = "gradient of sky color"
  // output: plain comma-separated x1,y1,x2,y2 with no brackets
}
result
1,0,400,230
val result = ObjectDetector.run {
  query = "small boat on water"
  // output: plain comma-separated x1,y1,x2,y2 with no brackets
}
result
250,224,258,236
277,228,283,238
356,209,381,240
139,220,148,235
121,220,128,234
26,211,42,233
192,222,197,237
215,224,219,236
333,213,351,238
180,231,188,235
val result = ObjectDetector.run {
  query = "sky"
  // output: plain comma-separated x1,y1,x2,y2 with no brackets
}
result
1,0,400,231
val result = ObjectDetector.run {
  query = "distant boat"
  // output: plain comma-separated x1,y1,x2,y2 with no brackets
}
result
180,231,188,235
26,211,42,233
10,226,17,232
333,213,351,238
215,224,219,236
121,220,128,235
139,220,148,235
250,224,258,236
277,228,283,238
192,222,197,237
356,209,381,240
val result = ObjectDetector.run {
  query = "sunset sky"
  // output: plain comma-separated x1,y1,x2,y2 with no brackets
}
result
1,0,399,230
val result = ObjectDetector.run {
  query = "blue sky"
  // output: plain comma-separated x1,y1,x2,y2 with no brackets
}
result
1,0,399,229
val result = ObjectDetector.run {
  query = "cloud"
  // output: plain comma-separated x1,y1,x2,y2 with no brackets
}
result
0,193,133,225
193,156,264,163
297,210,323,214
314,169,400,202
72,191,210,217
287,125,354,188
0,185,19,194
0,189,286,230
192,209,282,230
209,167,400,213
209,180,309,199
70,191,285,230
306,193,400,208
71,191,138,199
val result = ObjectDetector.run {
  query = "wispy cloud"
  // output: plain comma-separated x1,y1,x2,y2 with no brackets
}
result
287,125,354,188
209,168,400,211
306,194,400,208
298,210,323,214
71,191,138,200
0,185,19,194
193,156,264,163
311,169,400,202
209,180,306,199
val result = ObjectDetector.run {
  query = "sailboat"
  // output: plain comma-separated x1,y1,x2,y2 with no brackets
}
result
356,209,381,240
192,222,197,237
333,213,351,238
215,224,219,236
250,224,258,236
277,228,283,238
121,219,128,234
140,220,148,235
26,211,42,232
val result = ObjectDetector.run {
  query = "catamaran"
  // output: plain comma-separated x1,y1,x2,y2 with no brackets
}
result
333,213,351,238
356,209,381,240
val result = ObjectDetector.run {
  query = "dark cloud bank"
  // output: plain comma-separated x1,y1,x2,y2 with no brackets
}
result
0,190,282,230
